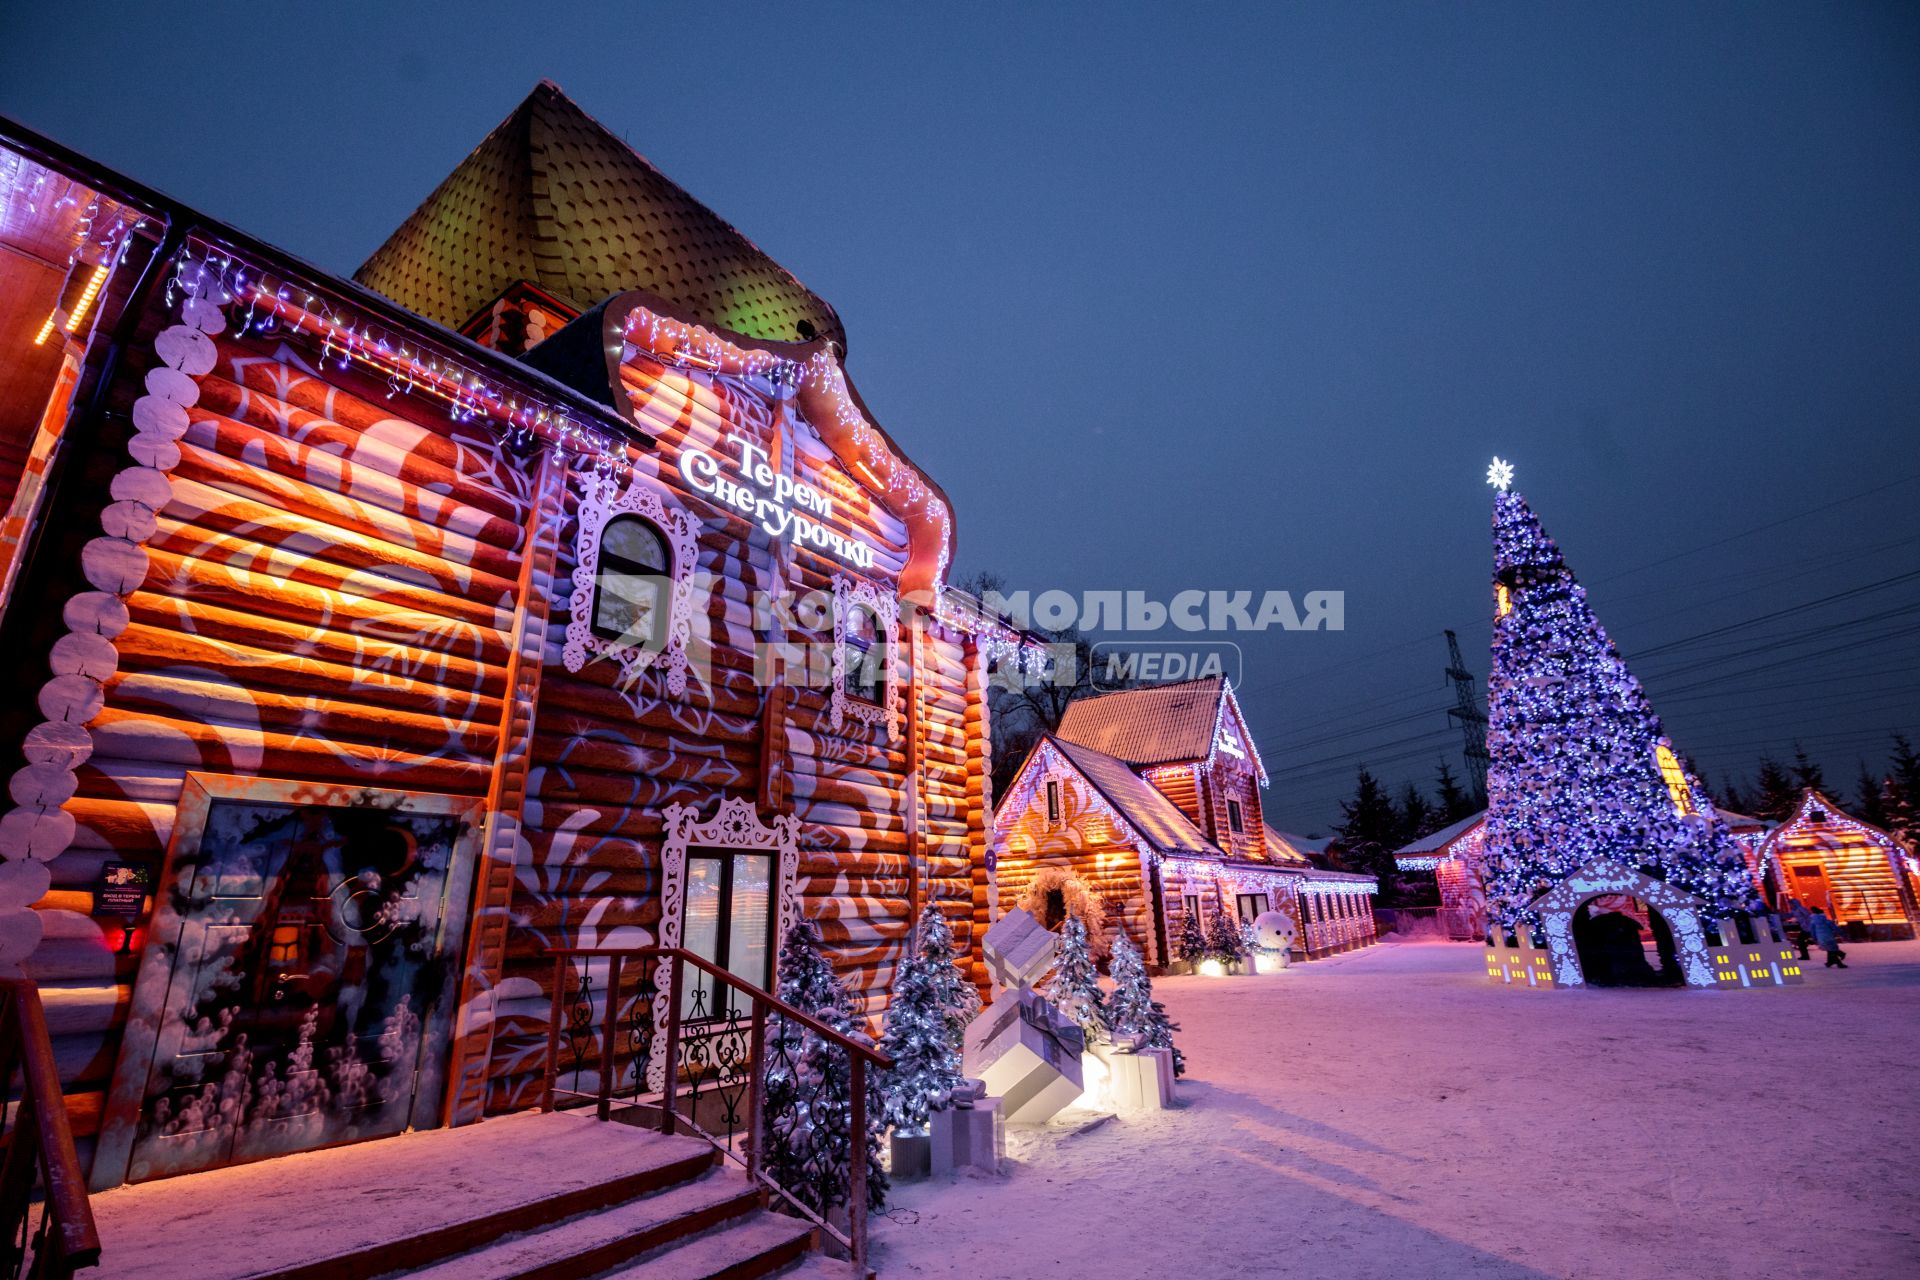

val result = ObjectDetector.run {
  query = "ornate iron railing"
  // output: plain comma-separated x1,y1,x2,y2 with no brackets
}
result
0,979,99,1278
542,947,889,1274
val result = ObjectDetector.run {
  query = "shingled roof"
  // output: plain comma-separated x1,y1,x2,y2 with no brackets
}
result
354,81,844,347
1055,675,1229,768
1049,738,1223,858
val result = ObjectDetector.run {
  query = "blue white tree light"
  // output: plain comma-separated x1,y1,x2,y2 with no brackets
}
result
1481,487,1761,929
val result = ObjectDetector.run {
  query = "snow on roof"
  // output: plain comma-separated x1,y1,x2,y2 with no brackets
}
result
1714,808,1769,831
1055,675,1227,767
1049,737,1224,857
1261,824,1317,867
1394,810,1487,858
356,81,843,347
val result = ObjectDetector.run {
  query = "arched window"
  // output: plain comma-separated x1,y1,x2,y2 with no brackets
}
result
843,603,886,703
591,514,672,650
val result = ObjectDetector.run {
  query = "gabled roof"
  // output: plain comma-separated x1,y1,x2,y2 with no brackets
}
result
1056,675,1234,769
1760,789,1902,853
1042,738,1223,858
355,81,843,348
1395,810,1487,859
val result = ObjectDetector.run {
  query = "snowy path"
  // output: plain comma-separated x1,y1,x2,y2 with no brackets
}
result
872,941,1920,1280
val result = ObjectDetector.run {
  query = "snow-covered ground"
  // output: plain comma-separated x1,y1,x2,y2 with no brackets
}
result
873,940,1920,1280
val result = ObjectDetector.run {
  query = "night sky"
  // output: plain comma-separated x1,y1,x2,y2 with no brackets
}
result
6,3,1916,832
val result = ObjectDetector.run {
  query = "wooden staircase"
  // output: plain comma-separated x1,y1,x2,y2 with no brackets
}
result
84,1111,860,1279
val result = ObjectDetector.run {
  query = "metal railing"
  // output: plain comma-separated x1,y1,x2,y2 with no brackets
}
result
0,980,99,1278
541,947,890,1274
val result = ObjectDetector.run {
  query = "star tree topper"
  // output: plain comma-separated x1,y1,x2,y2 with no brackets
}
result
1486,456,1515,491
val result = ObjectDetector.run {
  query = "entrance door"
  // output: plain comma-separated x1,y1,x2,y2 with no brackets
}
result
1789,864,1832,916
117,785,477,1183
679,849,776,1023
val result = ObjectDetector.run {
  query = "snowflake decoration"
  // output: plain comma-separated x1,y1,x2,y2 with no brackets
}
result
1487,456,1515,491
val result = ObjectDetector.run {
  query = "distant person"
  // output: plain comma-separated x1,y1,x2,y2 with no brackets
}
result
1808,907,1848,969
1784,902,1813,961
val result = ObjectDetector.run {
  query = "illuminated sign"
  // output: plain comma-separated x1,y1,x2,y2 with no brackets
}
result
680,432,875,569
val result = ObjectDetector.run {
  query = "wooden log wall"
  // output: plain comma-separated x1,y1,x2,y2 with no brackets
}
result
2,281,539,1164
2,266,993,1137
990,778,1152,959
482,349,985,1110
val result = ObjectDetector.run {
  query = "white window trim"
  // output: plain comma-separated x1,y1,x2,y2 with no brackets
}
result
649,795,802,1090
830,573,901,740
563,471,700,696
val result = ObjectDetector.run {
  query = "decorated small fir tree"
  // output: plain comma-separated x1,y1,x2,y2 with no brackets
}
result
1206,901,1249,968
1104,929,1184,1076
878,904,981,1135
1482,473,1761,929
1043,915,1107,1043
1175,907,1208,967
761,920,887,1215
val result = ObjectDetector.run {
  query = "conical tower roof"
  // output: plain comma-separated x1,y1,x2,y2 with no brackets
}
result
354,81,844,348
1483,487,1758,923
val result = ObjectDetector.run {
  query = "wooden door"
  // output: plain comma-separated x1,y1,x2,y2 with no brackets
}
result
117,787,477,1183
1788,863,1832,916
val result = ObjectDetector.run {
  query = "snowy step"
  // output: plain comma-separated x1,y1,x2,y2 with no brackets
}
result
766,1255,862,1280
396,1169,759,1280
87,1111,719,1280
595,1210,817,1280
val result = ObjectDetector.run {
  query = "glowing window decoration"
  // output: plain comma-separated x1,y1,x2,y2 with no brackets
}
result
830,574,901,739
590,514,671,648
564,473,700,696
842,603,885,704
1495,582,1511,618
1654,743,1695,816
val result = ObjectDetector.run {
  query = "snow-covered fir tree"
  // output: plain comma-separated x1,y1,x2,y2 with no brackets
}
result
878,903,980,1135
1175,907,1208,967
1482,484,1761,928
1206,901,1249,967
1044,914,1107,1042
1104,929,1184,1075
761,920,886,1215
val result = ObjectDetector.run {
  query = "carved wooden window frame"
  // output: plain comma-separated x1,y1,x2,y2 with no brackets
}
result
564,471,700,697
830,573,901,739
648,796,802,1089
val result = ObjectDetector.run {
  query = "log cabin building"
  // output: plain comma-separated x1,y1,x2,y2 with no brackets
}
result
1760,790,1917,940
0,84,1017,1190
986,676,1378,968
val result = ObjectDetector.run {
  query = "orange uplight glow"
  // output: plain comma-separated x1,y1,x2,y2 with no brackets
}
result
64,263,110,334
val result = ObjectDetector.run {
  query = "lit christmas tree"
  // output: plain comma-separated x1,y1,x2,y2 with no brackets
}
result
1175,909,1208,967
878,904,981,1134
1044,915,1108,1043
1105,929,1184,1076
1481,463,1761,929
761,920,887,1215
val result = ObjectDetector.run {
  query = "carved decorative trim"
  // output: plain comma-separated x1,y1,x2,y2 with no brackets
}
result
562,471,700,696
648,796,801,1089
830,574,900,739
1529,855,1716,988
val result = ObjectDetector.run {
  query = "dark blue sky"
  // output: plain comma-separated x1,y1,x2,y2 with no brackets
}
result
6,3,1916,831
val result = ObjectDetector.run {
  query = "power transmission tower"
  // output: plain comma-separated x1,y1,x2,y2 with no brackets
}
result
1444,629,1490,803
